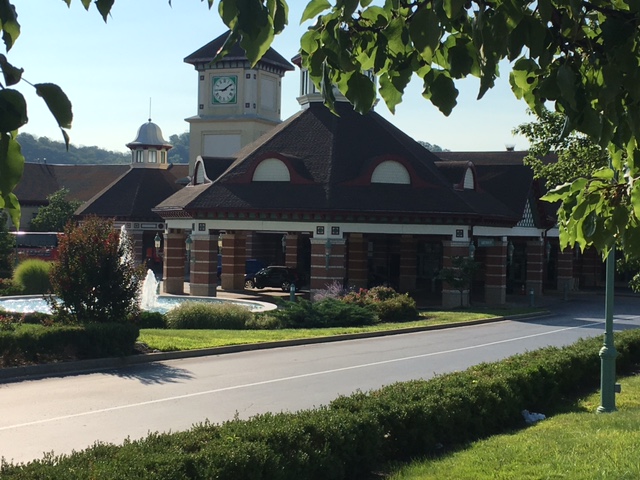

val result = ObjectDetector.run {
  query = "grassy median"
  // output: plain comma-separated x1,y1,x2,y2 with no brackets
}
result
138,307,539,352
389,374,640,479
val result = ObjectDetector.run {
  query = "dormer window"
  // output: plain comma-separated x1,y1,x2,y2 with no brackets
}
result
252,158,291,181
463,167,475,189
371,161,410,185
194,162,206,184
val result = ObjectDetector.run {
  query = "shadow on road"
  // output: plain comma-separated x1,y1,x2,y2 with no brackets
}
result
102,362,194,385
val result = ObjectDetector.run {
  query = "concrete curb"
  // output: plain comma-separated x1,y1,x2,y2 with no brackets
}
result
0,310,551,383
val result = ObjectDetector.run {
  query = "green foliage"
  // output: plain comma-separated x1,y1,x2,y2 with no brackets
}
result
134,311,167,329
0,322,139,367
29,187,81,232
273,298,378,328
12,258,52,294
342,286,418,322
0,277,20,296
438,256,480,307
4,330,640,478
0,210,14,276
167,132,189,164
165,302,253,329
514,109,610,188
49,217,142,323
17,133,130,165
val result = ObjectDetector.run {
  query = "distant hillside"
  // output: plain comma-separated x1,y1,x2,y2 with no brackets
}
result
18,132,190,165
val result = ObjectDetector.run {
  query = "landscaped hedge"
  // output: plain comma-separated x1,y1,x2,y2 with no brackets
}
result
3,330,640,479
0,322,140,367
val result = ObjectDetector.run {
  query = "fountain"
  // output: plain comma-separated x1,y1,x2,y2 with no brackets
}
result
0,225,276,316
140,269,159,310
0,270,276,315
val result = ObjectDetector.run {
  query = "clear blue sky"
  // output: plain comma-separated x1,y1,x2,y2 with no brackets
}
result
15,1,530,154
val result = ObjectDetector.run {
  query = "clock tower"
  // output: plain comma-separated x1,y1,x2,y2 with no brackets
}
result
184,32,294,172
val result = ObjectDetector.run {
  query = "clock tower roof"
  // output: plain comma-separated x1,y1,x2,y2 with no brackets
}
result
126,119,172,150
184,31,294,74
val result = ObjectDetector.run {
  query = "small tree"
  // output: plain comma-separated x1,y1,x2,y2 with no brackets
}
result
0,211,15,277
439,256,480,308
49,217,141,323
30,188,82,232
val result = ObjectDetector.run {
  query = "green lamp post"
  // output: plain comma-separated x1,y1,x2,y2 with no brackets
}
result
598,248,618,413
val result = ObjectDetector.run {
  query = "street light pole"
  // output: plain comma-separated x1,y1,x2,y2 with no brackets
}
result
598,248,617,413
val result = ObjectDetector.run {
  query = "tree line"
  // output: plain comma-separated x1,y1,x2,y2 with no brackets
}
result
17,132,189,165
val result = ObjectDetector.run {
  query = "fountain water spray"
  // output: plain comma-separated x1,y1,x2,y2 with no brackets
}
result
140,269,159,310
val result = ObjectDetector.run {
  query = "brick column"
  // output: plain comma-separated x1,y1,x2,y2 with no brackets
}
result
526,239,544,297
441,240,471,308
162,230,186,295
189,233,218,297
557,246,574,292
484,240,507,305
347,233,368,290
221,232,247,291
284,233,299,269
310,238,346,298
398,235,417,293
129,229,144,265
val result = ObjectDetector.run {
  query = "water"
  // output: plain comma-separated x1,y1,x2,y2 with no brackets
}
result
140,269,159,310
0,295,274,315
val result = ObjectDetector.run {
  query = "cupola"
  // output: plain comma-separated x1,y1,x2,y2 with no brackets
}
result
126,119,173,168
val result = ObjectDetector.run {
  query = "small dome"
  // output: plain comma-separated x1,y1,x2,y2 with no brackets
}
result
126,119,172,148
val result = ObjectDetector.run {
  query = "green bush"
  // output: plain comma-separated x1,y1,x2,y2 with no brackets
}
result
343,286,418,322
135,311,167,329
0,277,21,296
165,302,253,329
0,322,139,367
4,330,640,479
245,314,283,330
12,259,53,294
273,298,378,328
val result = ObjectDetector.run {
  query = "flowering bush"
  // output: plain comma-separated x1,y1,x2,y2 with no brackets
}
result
343,286,418,322
49,217,142,323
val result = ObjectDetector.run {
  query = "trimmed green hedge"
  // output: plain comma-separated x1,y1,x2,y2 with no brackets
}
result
3,330,640,479
0,322,140,366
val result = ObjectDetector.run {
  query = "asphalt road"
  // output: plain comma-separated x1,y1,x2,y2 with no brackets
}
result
1,294,639,465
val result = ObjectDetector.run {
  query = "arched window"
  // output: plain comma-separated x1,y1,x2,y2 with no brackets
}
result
253,158,291,181
371,161,411,184
463,167,475,189
194,163,205,184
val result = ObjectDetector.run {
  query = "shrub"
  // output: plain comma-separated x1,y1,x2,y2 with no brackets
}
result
343,286,418,322
273,298,378,328
12,259,53,294
165,302,253,329
49,217,142,323
135,311,167,329
0,277,21,296
245,314,283,330
0,322,139,367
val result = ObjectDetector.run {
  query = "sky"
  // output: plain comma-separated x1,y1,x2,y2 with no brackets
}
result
14,1,531,154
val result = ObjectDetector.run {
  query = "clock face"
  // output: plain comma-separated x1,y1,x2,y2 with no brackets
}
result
212,75,237,104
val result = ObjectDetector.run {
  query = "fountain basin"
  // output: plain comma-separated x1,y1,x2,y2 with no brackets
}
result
0,295,276,315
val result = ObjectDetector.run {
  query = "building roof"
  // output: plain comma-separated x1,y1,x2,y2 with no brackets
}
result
76,164,189,221
184,31,294,73
126,120,173,150
156,102,527,226
15,163,130,206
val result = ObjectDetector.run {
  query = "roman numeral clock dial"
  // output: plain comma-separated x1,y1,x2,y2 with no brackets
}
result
212,75,237,104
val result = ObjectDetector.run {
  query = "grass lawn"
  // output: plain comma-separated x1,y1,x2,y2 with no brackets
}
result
138,307,538,352
389,374,640,480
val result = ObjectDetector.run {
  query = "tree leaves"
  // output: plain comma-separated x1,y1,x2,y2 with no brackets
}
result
35,83,73,149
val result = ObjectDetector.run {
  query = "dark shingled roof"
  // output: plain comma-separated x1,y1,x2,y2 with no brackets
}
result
76,165,189,221
184,31,294,73
434,151,556,228
156,103,528,225
15,163,130,206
